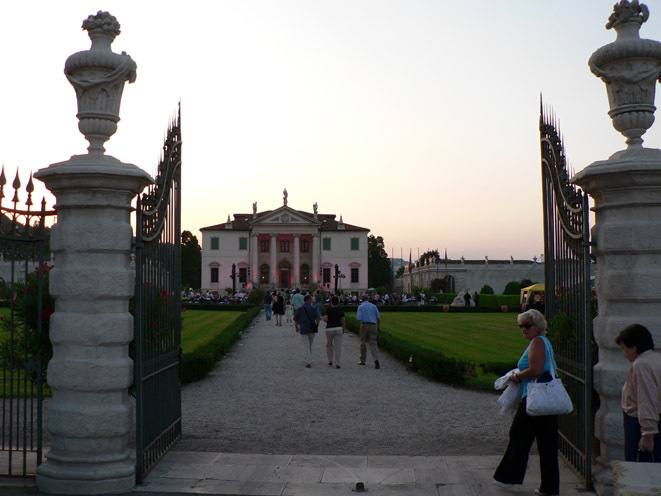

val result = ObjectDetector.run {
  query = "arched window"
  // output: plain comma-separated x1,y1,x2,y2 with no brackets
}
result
300,264,310,284
261,264,270,284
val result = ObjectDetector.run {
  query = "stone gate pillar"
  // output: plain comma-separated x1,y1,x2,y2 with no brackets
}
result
34,12,152,494
573,2,661,495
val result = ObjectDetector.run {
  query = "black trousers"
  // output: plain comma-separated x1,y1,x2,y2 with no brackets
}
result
494,397,559,495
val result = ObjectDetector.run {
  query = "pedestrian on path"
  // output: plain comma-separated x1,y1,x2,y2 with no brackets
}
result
356,293,380,369
273,291,285,326
292,288,304,313
324,295,345,368
284,293,293,324
294,294,321,368
493,309,559,496
263,291,273,321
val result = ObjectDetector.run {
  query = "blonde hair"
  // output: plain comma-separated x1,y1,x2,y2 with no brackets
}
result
517,309,547,334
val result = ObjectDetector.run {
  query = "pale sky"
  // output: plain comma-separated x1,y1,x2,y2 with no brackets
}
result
3,0,661,260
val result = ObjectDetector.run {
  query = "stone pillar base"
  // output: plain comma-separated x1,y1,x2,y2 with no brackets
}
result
592,458,615,496
37,458,135,495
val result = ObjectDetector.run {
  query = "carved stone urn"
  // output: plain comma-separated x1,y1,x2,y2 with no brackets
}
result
64,11,137,155
589,0,661,149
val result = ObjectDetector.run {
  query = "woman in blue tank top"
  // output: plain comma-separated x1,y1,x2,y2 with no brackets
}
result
493,309,560,496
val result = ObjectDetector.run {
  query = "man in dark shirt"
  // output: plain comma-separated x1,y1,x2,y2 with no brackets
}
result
294,295,321,368
263,291,273,320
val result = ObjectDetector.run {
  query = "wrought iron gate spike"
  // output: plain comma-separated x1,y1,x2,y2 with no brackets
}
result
26,173,34,207
12,170,21,204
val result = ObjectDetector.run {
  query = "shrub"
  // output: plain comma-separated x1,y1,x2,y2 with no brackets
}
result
0,263,54,386
480,361,515,377
433,293,457,304
181,306,260,384
503,281,521,295
475,294,519,308
479,285,494,294
247,288,266,305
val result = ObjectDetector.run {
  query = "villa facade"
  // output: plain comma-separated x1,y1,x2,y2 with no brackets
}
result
200,197,369,294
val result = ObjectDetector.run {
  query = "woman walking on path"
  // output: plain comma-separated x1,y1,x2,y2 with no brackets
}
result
284,291,293,324
493,309,559,496
324,296,345,368
616,324,661,463
273,291,285,326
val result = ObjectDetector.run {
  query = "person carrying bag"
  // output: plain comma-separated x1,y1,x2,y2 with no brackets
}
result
493,309,563,496
526,345,573,416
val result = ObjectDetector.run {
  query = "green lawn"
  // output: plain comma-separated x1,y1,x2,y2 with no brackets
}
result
181,310,242,352
0,308,242,355
0,308,244,396
2,308,524,392
344,311,527,390
380,312,524,364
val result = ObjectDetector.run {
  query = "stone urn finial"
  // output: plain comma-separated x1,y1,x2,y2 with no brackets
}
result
65,11,137,155
589,0,661,149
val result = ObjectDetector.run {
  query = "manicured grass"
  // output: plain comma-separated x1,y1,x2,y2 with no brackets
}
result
346,311,527,391
380,312,524,364
0,309,246,395
181,310,242,353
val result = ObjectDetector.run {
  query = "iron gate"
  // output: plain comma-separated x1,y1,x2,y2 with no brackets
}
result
135,107,182,482
540,105,593,489
0,169,55,477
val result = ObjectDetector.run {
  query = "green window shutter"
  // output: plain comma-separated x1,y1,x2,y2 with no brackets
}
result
351,238,359,250
323,238,331,250
211,237,219,250
239,237,247,250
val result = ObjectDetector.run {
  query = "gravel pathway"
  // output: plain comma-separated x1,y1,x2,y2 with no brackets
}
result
179,311,510,456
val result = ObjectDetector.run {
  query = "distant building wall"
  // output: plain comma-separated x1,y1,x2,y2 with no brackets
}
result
394,258,544,294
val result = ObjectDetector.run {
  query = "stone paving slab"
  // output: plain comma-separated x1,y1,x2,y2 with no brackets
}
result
129,451,596,496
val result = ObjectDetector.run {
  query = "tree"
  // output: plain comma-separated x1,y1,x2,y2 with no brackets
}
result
181,230,201,290
368,235,391,290
503,281,522,295
419,249,440,266
480,284,494,294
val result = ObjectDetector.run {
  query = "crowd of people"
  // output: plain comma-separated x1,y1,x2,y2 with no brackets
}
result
181,289,250,304
182,287,447,307
262,288,381,370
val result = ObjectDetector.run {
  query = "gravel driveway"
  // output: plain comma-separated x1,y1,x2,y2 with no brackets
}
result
179,311,510,456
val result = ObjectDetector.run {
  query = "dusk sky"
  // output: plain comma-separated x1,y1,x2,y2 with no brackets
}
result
3,0,661,261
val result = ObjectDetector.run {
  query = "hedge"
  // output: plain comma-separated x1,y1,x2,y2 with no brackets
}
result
432,293,457,304
183,303,258,312
345,315,476,386
343,305,518,313
181,306,260,384
474,294,520,308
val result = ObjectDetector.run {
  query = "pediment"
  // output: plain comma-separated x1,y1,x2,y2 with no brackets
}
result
254,206,318,227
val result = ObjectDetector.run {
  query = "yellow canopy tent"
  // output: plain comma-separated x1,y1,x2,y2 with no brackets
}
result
520,283,545,304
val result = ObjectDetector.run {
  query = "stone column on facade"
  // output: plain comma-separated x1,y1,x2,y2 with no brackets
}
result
572,3,661,494
293,234,300,286
270,234,277,286
312,234,319,285
33,12,152,494
251,233,258,285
